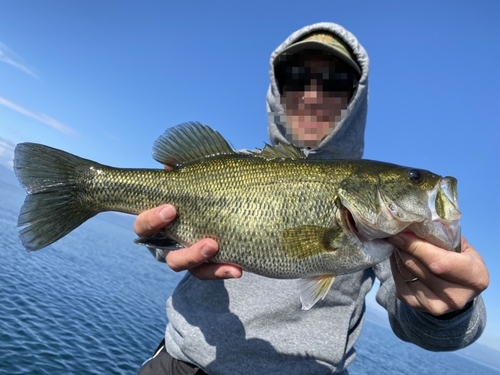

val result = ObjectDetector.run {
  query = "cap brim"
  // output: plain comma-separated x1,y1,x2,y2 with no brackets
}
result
278,40,361,77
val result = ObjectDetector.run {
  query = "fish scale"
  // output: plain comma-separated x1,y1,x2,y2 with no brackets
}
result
152,157,343,278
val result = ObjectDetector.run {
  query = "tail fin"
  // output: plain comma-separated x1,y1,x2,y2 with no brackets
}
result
14,143,97,251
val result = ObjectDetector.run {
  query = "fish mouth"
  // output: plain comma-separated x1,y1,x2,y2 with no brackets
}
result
336,203,395,263
338,203,367,243
409,177,462,252
337,177,462,253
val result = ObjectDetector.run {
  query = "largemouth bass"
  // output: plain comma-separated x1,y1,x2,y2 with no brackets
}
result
14,122,461,309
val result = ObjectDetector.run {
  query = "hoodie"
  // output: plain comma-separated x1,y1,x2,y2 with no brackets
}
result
267,22,369,160
163,22,486,375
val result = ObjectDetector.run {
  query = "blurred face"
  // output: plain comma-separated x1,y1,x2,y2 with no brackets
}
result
279,55,357,147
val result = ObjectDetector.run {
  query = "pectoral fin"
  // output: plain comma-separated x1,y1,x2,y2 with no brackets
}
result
280,225,341,259
298,275,336,310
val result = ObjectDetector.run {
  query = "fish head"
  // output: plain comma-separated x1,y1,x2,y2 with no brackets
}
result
337,164,462,252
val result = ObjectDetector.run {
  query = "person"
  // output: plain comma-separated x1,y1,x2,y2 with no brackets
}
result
136,22,489,375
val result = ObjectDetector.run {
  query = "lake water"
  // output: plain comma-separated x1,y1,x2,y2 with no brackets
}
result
1,179,499,375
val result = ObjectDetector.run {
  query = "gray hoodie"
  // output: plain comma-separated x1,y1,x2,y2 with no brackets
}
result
164,22,486,375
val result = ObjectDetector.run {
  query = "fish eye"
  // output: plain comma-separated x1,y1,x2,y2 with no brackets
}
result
407,169,423,184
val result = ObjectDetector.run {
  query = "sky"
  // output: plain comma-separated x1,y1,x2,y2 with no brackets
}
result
1,0,499,350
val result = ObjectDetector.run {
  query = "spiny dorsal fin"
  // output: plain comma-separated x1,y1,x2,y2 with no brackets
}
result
153,122,236,167
251,142,307,160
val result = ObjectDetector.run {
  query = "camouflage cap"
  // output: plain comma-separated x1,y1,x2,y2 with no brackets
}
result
278,32,361,77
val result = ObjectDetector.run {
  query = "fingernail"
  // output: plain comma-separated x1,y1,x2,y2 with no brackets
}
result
159,205,176,221
224,271,236,279
389,235,405,248
201,243,217,257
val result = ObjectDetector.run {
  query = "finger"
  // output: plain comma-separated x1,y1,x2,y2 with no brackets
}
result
397,249,477,313
388,233,487,287
390,253,423,310
396,249,448,291
189,263,243,280
166,239,243,280
165,238,219,272
392,250,439,311
392,248,418,282
134,204,176,236
392,250,457,315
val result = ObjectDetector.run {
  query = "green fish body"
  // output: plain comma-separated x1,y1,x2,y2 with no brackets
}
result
14,122,461,309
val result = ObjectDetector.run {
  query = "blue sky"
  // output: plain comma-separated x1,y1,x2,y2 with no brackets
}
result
1,1,499,350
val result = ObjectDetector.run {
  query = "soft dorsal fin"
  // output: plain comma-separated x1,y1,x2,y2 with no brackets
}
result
153,122,236,167
251,142,306,160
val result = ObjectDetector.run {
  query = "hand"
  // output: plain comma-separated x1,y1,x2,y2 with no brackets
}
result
134,204,242,280
388,233,489,316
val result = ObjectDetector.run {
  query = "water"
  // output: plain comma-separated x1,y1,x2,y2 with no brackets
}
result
349,321,500,375
0,180,183,374
1,179,499,375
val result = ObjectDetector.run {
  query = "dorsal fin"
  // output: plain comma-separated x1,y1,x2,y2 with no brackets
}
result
152,122,236,167
251,142,306,160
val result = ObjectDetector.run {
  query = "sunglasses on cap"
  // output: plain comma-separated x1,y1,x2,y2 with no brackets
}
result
279,66,358,94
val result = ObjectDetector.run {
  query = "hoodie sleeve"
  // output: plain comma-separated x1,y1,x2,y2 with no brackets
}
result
372,260,487,351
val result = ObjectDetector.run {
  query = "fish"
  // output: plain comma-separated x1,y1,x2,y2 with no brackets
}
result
13,122,462,310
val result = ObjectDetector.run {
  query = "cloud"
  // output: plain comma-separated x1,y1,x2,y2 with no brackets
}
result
0,95,79,136
0,41,39,79
0,43,78,137
0,137,15,169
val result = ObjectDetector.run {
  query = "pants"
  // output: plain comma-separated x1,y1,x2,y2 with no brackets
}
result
138,339,208,375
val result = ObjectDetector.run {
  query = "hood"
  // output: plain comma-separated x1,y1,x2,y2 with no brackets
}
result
266,22,370,160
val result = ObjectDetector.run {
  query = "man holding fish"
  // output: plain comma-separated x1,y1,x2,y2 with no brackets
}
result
135,22,489,375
